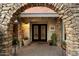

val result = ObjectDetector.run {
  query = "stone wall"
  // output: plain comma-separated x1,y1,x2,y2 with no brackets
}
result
0,3,79,56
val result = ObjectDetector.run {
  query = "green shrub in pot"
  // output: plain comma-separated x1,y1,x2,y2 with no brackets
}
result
12,36,19,55
12,36,19,46
49,33,57,46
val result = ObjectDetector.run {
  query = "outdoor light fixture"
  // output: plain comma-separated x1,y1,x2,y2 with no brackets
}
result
14,20,18,23
14,20,19,24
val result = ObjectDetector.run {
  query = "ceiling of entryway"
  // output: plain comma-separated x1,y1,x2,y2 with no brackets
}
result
20,7,59,24
20,7,59,17
22,7,56,13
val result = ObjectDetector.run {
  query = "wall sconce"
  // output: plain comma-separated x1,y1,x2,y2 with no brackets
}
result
14,20,18,23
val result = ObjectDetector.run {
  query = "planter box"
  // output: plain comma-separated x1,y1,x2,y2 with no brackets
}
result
23,39,31,46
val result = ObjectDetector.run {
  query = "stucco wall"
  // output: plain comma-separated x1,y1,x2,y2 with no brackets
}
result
28,17,60,42
21,23,31,46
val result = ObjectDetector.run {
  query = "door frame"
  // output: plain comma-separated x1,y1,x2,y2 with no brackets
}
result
32,24,47,42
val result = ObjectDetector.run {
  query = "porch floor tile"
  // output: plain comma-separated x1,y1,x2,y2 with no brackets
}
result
16,42,65,56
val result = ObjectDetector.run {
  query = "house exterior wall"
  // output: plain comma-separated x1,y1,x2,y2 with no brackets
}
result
29,17,61,45
17,17,60,47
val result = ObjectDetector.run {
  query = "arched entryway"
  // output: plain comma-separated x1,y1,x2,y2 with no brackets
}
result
0,3,78,56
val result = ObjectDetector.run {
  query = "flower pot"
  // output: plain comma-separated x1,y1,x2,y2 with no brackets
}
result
49,42,53,46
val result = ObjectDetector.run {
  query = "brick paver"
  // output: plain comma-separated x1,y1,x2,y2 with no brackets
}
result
16,42,65,56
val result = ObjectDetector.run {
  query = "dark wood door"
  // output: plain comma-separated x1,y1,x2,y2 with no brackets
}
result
32,24,47,41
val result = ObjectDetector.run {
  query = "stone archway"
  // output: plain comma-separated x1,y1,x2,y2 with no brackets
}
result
0,3,78,56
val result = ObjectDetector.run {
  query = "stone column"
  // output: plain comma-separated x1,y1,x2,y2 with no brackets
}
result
0,24,12,55
64,17,79,56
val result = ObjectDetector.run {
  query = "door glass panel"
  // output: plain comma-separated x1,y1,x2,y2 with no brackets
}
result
34,25,38,40
41,25,46,40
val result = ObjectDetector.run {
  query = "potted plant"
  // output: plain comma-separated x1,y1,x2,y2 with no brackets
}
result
61,41,66,50
48,40,53,46
48,33,57,46
12,36,19,55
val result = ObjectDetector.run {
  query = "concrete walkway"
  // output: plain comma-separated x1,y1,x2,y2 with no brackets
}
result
16,42,65,56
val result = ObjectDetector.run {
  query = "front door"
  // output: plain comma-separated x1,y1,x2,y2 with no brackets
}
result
32,24,47,41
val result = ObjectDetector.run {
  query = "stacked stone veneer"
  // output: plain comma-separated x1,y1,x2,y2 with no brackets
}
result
0,3,79,56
